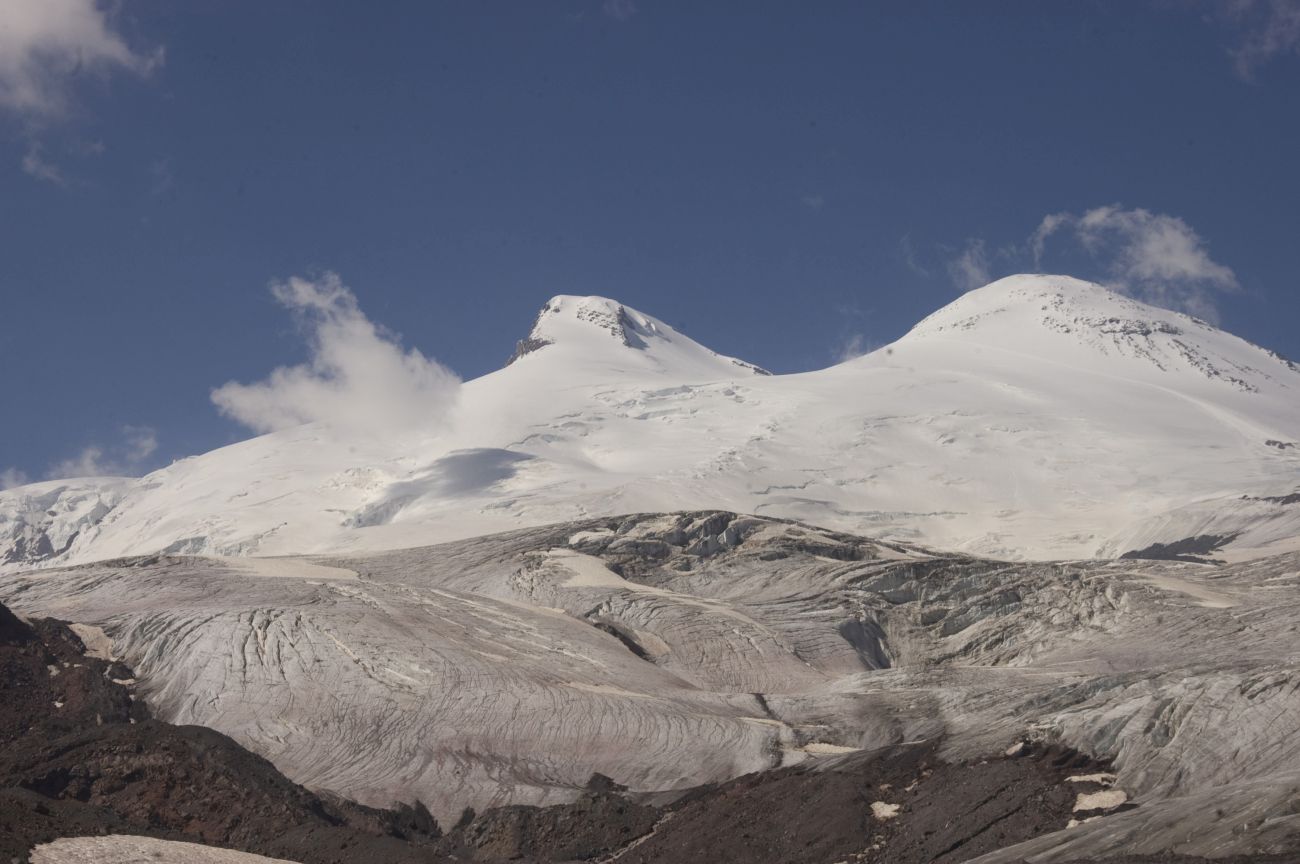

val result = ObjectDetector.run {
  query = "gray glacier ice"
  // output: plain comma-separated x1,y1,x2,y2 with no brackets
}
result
3,510,1299,858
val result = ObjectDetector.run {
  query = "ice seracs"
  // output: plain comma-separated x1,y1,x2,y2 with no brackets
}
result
2,274,1298,568
0,478,129,569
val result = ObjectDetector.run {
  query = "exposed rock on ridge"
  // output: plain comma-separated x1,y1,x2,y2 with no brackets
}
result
0,602,444,863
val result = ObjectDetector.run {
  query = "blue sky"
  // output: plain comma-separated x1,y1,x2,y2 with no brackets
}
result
2,1,1299,485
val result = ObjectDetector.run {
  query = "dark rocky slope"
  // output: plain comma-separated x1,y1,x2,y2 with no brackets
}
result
0,601,442,863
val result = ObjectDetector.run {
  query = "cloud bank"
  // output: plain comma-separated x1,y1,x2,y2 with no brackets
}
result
1030,205,1239,322
0,0,161,119
212,274,461,436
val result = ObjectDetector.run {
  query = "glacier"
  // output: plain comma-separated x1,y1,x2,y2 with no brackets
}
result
5,511,1300,858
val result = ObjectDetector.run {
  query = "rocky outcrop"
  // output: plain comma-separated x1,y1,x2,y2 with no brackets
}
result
611,740,1111,864
1119,533,1237,562
0,604,443,864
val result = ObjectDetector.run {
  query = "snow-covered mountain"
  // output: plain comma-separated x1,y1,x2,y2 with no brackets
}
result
4,274,1298,569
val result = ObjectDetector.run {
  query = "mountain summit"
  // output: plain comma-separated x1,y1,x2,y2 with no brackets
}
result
507,295,770,378
3,274,1297,569
899,275,1297,395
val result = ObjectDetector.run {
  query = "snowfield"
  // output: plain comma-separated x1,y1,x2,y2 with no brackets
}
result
31,836,295,863
3,275,1298,570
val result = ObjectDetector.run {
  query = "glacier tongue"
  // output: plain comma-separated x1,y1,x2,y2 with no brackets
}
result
7,510,1300,858
3,273,1298,569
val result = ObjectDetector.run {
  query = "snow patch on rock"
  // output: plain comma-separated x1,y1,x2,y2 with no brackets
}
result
32,836,296,864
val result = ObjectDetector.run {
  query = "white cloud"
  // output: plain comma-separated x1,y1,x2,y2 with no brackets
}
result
801,193,825,211
211,273,461,436
947,238,991,292
1223,0,1300,79
0,0,161,118
20,141,65,184
1030,205,1238,322
603,0,637,21
0,468,30,490
43,424,159,480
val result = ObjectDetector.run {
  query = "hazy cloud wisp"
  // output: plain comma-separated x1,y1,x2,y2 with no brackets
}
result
1222,0,1300,79
20,141,65,184
0,468,30,491
212,274,461,437
19,424,161,483
947,238,991,292
1031,205,1239,322
603,0,637,21
0,0,161,118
